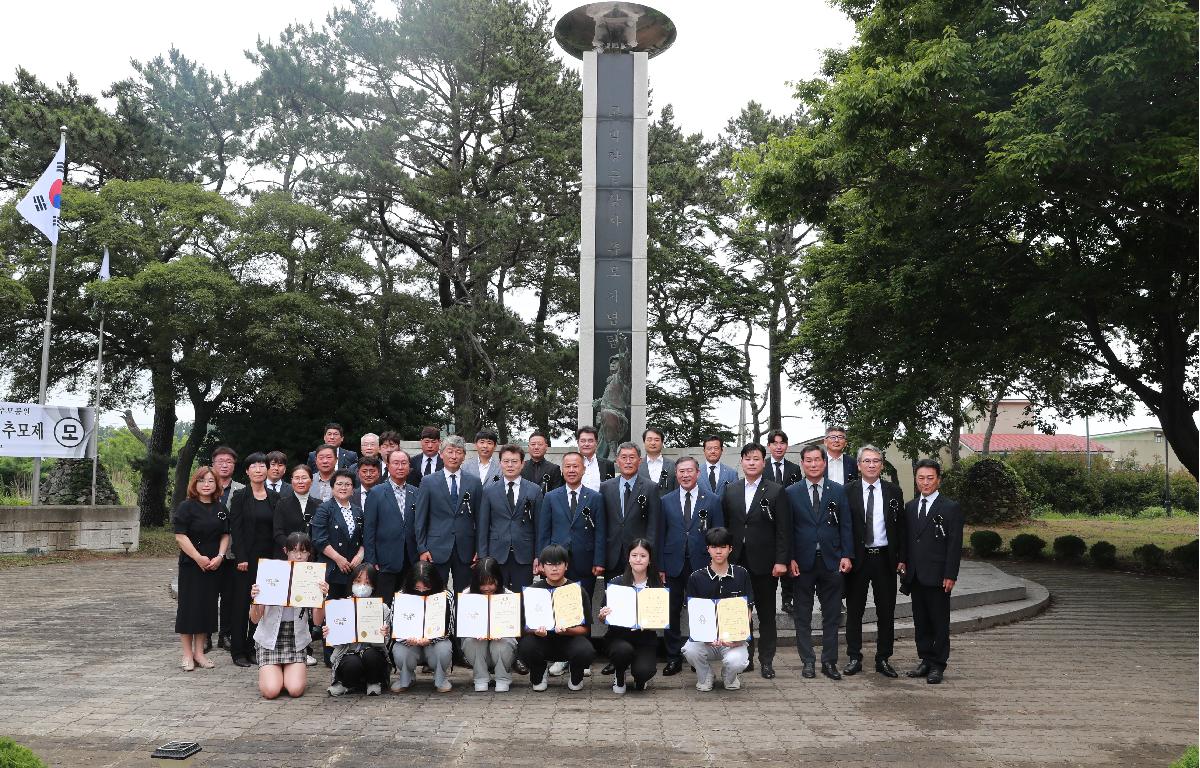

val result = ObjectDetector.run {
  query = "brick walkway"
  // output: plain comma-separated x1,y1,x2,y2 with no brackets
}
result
2,558,1194,767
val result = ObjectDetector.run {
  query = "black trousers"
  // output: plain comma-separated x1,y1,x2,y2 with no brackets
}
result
844,549,898,662
336,646,388,687
499,556,535,592
745,572,780,665
780,574,794,603
376,571,403,607
433,551,474,594
608,638,657,686
228,560,257,658
216,558,235,638
792,557,843,664
664,565,692,660
910,581,951,669
517,633,595,685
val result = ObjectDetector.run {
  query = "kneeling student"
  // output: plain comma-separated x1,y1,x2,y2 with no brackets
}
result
391,561,456,693
324,564,391,696
249,533,327,699
517,544,595,691
461,557,519,692
597,538,661,693
683,527,752,691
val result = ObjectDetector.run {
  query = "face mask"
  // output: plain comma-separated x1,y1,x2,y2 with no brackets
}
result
351,583,373,599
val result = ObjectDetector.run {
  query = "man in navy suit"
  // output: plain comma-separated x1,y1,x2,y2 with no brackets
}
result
698,435,738,496
786,443,854,681
414,435,482,592
536,451,606,595
599,442,661,576
822,426,858,486
478,444,543,591
364,450,418,604
901,458,963,685
307,422,358,471
657,456,723,675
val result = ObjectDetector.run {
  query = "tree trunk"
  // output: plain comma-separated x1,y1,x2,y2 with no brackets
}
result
981,381,1009,457
171,400,217,515
948,410,962,467
137,365,178,527
767,321,783,430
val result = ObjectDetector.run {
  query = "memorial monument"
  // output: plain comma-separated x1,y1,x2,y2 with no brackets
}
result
554,3,676,460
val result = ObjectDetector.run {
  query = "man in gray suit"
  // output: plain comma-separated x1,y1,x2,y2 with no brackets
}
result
638,425,676,493
462,428,503,486
477,444,543,591
414,435,483,592
698,434,739,496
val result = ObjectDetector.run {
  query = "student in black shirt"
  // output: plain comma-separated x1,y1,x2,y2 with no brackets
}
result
517,544,595,691
597,538,662,693
683,527,753,691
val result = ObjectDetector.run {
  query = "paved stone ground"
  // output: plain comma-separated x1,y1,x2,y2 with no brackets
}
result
2,558,1194,767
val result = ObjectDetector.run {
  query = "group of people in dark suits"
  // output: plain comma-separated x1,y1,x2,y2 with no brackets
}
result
172,420,963,690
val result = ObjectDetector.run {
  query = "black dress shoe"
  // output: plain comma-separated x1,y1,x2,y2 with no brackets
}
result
514,659,529,675
906,661,931,678
842,659,863,676
875,659,899,678
232,655,252,668
781,599,794,615
801,661,816,678
926,667,944,684
217,633,231,650
759,663,775,679
745,657,755,672
601,662,615,675
662,659,683,676
821,662,842,681
203,634,213,653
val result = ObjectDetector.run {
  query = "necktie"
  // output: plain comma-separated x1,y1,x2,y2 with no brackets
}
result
775,462,783,484
920,496,928,519
425,457,433,476
570,489,578,515
450,473,459,503
683,491,692,528
623,481,632,517
507,481,516,510
709,466,717,491
811,482,820,512
866,484,876,546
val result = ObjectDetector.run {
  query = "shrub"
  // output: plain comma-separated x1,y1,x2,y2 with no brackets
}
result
1006,451,1102,516
1090,540,1117,568
1170,540,1199,572
1132,543,1166,570
1009,533,1046,559
1052,535,1087,560
957,458,1032,525
1170,745,1198,768
0,737,47,768
970,530,1003,558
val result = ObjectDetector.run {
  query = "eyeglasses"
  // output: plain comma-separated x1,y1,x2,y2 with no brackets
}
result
825,435,846,441
859,458,882,465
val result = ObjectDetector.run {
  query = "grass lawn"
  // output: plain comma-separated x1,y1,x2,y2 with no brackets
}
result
965,514,1198,560
0,525,179,571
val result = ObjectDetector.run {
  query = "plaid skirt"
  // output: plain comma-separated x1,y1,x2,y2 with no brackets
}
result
256,620,309,666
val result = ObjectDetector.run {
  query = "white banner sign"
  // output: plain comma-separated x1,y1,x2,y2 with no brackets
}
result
0,402,96,458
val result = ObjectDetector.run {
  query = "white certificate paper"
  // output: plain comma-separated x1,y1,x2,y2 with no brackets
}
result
489,593,521,638
423,592,447,638
355,597,386,644
605,584,638,629
324,598,357,646
687,598,718,643
457,592,490,639
523,587,555,631
391,593,426,640
253,559,291,606
288,561,325,607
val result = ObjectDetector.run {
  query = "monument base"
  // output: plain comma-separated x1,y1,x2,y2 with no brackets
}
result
0,505,140,554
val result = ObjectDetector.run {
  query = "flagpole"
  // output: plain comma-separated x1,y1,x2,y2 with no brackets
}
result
30,125,66,507
90,311,105,505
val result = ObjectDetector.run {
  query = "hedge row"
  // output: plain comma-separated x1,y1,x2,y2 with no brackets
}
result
970,531,1198,573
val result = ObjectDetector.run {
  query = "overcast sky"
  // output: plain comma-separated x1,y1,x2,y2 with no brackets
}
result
1,0,1159,441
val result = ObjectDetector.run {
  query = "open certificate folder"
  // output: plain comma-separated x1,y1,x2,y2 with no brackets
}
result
391,592,448,640
687,596,751,643
605,585,670,630
456,592,522,639
322,598,387,645
522,583,586,631
252,559,326,607
289,562,325,607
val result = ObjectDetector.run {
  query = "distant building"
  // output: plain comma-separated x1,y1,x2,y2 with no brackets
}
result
958,433,1112,457
1091,427,1181,470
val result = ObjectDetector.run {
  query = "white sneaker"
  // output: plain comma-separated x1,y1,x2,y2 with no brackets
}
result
474,681,490,692
548,661,568,677
305,654,317,667
531,674,549,692
583,667,592,676
567,677,585,691
495,681,510,692
366,683,382,696
724,674,742,691
327,682,348,697
611,676,626,695
695,675,713,692
389,679,408,693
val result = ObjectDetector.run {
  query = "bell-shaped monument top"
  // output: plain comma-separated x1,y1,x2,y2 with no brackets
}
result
554,2,677,59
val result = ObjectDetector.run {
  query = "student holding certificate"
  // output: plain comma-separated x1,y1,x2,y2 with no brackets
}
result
324,564,392,696
683,527,753,691
597,539,664,693
517,544,596,692
390,561,456,693
459,557,520,692
248,533,328,699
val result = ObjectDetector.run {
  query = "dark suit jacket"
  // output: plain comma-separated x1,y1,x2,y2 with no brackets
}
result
228,486,280,565
364,480,417,574
477,477,543,565
845,478,907,570
310,497,365,584
414,469,482,564
902,494,963,588
599,474,662,573
273,492,321,555
699,462,739,496
522,458,564,493
638,456,678,493
766,458,803,488
307,446,358,471
722,478,792,576
658,486,723,578
823,451,859,486
536,484,605,576
786,478,854,573
407,452,444,487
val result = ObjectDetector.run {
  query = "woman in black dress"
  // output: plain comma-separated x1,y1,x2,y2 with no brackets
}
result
173,466,230,671
228,452,281,667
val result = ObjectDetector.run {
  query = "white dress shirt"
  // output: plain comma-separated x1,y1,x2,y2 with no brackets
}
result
860,479,888,547
645,455,665,484
744,477,761,512
919,490,940,515
582,456,601,491
826,453,845,483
